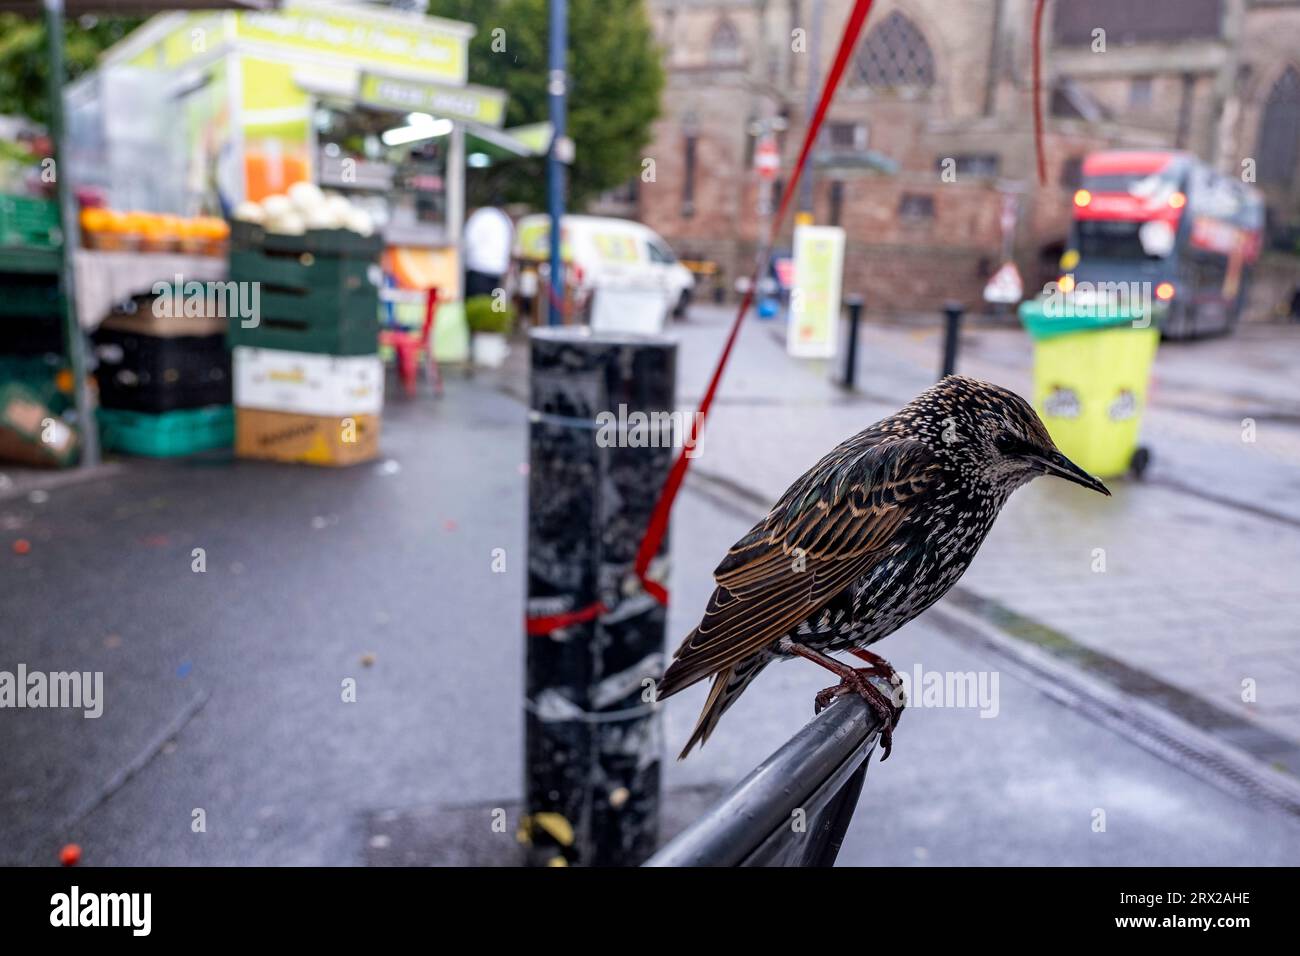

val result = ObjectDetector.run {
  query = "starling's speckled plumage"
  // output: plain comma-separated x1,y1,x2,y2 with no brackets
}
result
659,375,1110,759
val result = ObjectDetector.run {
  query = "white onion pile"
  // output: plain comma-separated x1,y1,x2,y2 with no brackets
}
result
235,184,374,237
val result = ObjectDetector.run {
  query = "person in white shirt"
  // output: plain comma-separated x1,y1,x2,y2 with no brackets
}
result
463,205,514,299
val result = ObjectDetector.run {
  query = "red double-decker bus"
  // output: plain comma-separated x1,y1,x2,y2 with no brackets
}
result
1061,150,1264,339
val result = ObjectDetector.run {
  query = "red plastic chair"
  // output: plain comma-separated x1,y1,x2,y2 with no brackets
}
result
380,287,441,397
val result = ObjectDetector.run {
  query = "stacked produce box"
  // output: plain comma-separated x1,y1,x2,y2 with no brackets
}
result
227,218,384,466
0,193,79,467
93,294,235,457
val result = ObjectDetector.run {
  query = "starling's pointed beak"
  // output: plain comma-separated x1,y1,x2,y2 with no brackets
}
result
1032,451,1111,496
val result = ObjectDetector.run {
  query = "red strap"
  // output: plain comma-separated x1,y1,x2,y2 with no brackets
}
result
525,600,608,637
527,0,876,631
545,273,571,322
421,286,439,346
631,0,879,605
1031,0,1047,185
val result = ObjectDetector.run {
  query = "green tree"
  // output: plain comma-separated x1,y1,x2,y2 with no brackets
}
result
0,15,141,126
428,0,664,210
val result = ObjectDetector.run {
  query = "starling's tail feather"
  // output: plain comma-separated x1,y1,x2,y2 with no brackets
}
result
677,667,733,760
676,657,767,760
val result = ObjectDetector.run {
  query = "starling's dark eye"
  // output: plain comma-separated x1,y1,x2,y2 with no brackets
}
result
995,433,1029,456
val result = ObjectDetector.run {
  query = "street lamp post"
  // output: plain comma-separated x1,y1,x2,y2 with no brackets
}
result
796,0,824,226
546,0,568,326
42,0,98,466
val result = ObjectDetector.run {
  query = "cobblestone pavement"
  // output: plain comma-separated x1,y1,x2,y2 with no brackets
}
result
669,305,1300,754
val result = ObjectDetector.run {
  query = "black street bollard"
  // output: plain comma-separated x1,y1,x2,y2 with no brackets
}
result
523,327,676,867
841,294,864,391
940,300,964,379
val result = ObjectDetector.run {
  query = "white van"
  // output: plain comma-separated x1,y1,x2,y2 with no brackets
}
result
514,214,695,319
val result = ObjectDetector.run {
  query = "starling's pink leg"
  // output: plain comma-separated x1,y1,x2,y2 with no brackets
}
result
780,640,904,760
849,647,906,707
849,647,894,675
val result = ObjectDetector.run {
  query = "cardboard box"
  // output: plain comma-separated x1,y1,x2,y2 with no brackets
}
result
233,347,383,417
235,406,379,466
100,304,228,338
0,383,78,468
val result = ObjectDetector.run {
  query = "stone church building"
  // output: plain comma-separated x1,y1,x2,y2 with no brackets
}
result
602,0,1300,315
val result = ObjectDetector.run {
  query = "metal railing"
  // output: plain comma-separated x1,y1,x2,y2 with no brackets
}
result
644,694,886,867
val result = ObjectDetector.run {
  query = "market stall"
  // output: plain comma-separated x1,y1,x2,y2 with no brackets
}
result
67,0,535,351
8,0,543,467
0,1,284,470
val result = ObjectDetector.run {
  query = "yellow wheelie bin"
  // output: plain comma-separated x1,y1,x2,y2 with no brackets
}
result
1017,295,1160,479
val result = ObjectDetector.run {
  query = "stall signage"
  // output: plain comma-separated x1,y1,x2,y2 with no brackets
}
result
517,220,572,262
237,6,468,82
787,226,845,359
358,73,507,127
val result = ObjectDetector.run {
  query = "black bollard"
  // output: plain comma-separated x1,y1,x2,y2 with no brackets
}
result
523,327,676,867
841,294,864,391
940,301,964,379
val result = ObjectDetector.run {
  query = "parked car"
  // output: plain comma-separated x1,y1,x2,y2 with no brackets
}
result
513,214,695,320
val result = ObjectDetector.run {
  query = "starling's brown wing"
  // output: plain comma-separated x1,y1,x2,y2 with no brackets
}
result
659,437,941,700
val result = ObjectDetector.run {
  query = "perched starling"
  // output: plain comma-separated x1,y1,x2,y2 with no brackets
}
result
659,375,1109,760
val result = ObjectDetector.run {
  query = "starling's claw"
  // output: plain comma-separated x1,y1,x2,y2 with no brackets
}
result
878,721,894,761
813,666,905,760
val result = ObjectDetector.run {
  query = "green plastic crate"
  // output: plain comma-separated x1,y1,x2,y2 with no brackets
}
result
257,285,377,319
229,247,371,292
226,311,378,355
0,355,71,414
98,405,234,458
229,221,383,257
227,242,379,355
0,272,63,319
0,246,62,275
0,194,61,251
